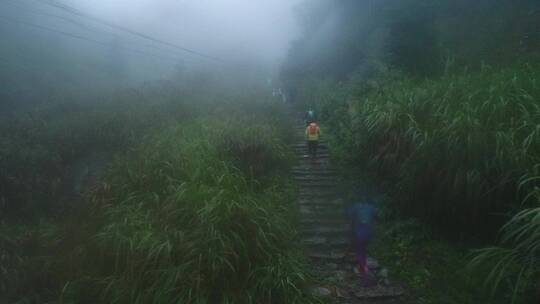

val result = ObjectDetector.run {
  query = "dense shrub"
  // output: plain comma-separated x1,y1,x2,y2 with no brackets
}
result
0,90,190,218
310,64,540,236
297,63,540,301
57,113,306,303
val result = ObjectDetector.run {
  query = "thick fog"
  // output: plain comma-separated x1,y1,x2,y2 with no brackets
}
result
0,0,302,109
73,0,302,67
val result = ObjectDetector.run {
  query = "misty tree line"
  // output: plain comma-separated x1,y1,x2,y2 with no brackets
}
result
282,0,540,98
0,0,194,114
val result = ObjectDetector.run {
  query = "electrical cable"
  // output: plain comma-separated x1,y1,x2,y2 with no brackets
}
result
1,0,200,61
33,0,224,62
0,14,189,64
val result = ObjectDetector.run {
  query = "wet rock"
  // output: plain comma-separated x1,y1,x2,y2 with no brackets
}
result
303,236,326,245
377,268,391,286
334,270,347,282
308,251,346,260
333,286,348,298
367,257,380,270
353,285,405,299
326,263,338,269
308,286,332,297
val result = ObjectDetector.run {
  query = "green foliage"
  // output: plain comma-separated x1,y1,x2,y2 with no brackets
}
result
283,0,540,91
0,87,190,218
313,63,540,236
470,202,540,303
296,62,540,301
372,208,511,304
56,112,307,303
1,76,311,303
285,1,540,301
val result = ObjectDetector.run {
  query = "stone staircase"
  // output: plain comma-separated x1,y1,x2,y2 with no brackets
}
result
291,118,405,303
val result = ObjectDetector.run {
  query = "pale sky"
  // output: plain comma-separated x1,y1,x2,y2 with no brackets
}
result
70,0,303,67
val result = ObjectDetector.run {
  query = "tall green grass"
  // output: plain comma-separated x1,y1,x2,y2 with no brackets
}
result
1,75,311,303
0,90,190,218
311,63,540,235
56,112,307,303
470,188,540,302
298,62,540,301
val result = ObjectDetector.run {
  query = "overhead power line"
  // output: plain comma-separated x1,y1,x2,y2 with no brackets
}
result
33,0,224,63
0,14,188,64
1,0,196,61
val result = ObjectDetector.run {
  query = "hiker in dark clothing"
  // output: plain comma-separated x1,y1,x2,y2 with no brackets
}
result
347,201,378,286
304,109,316,126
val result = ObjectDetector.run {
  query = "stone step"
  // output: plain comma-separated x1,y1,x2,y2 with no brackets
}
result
298,198,343,205
298,186,338,192
297,186,339,191
298,212,345,221
298,192,339,198
296,160,331,166
298,201,344,210
298,193,339,200
303,239,350,250
296,153,330,159
354,285,406,299
294,147,329,153
298,203,343,210
300,225,350,237
300,217,349,226
296,155,330,160
293,166,334,172
291,169,337,176
299,214,349,226
296,181,338,188
293,175,337,182
293,175,338,182
291,142,328,148
295,154,330,159
294,145,329,149
294,149,330,154
307,250,348,261
292,166,336,172
298,185,337,190
296,157,330,162
302,235,350,247
299,206,345,218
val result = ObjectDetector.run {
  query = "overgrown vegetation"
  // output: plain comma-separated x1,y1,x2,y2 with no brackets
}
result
1,78,313,303
371,202,513,304
0,91,189,218
296,63,540,303
282,0,540,301
320,64,540,234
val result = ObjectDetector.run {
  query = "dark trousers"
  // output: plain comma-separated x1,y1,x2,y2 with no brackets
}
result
307,140,318,157
352,224,373,274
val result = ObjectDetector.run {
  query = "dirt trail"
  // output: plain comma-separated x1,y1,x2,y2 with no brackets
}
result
291,116,406,303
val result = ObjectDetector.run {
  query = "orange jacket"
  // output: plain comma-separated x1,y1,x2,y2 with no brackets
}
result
305,123,321,141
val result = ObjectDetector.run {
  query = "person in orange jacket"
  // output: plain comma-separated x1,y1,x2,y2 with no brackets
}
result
305,122,321,159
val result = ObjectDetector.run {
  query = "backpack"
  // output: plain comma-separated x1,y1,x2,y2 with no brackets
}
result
308,123,318,135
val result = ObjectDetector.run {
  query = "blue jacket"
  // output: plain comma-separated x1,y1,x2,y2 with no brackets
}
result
347,202,377,239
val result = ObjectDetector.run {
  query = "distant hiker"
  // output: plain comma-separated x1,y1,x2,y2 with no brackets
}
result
304,109,316,125
347,201,378,286
305,122,321,159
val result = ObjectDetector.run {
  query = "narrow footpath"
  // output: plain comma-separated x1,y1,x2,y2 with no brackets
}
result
291,116,405,303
